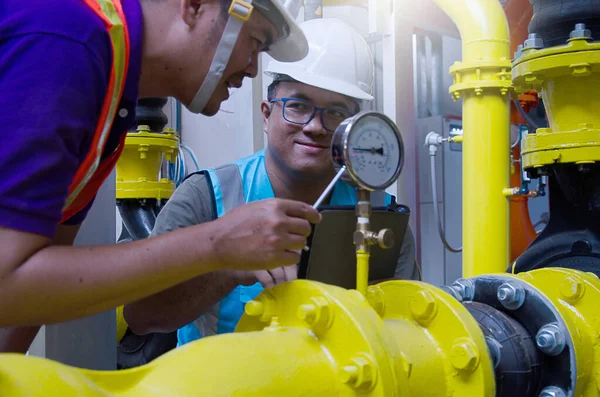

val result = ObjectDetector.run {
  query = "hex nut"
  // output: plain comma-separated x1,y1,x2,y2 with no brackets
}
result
450,278,475,301
559,275,586,301
410,290,437,325
450,338,480,373
536,323,566,356
339,355,378,391
497,282,525,310
524,33,543,49
570,23,592,40
539,386,567,397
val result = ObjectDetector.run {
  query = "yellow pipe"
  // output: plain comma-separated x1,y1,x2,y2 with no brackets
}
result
433,0,511,277
0,329,352,397
356,250,369,295
354,189,372,296
8,267,600,396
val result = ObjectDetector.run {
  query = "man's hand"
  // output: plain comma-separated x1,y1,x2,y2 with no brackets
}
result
208,198,320,271
231,264,298,289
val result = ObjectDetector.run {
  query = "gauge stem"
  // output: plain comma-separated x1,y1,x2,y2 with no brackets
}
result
354,188,372,295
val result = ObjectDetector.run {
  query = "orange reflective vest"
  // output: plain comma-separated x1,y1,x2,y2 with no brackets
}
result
61,0,130,223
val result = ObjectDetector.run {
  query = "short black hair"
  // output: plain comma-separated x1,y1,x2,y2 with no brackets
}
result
267,80,281,102
267,73,299,102
267,74,362,114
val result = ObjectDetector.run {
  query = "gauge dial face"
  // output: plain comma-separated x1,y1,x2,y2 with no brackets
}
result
346,114,403,189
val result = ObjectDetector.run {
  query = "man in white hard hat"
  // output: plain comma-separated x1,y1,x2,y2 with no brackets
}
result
123,18,418,347
0,0,319,354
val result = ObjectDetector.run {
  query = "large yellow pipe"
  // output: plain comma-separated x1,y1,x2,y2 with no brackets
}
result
433,0,512,277
0,330,350,397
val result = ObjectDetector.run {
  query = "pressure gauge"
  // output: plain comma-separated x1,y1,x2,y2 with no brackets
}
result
332,111,404,191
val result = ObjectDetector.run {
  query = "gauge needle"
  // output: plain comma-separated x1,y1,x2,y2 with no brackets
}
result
352,147,385,155
313,165,346,209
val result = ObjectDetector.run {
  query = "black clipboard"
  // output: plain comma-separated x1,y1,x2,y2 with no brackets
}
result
298,204,410,289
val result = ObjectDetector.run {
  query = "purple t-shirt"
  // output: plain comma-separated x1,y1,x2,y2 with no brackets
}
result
0,0,143,238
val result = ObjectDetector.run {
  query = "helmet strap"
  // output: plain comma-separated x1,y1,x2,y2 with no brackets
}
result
187,0,254,114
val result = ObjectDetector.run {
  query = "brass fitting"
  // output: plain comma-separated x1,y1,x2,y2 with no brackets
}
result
353,188,395,252
355,201,372,218
354,229,395,250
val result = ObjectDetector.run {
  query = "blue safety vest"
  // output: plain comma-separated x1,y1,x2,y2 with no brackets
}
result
177,149,391,346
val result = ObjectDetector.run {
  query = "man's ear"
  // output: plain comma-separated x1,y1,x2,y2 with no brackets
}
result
180,0,204,28
261,100,272,134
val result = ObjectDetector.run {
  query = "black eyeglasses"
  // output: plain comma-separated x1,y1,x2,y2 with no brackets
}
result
269,97,352,132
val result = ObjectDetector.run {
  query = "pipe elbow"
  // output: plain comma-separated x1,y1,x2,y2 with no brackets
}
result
434,0,510,60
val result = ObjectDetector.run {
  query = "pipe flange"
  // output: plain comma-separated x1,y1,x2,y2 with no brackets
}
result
377,281,496,396
237,281,408,396
520,126,600,170
515,269,600,396
512,39,600,92
448,59,513,100
460,274,576,396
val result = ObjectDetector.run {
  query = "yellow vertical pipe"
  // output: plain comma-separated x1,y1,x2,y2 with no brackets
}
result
356,250,369,295
433,0,511,277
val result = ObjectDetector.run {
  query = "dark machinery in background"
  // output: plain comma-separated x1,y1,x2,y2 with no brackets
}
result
115,97,179,369
512,0,600,277
117,97,172,243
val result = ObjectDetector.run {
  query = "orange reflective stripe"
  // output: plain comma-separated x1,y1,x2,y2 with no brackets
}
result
61,0,130,221
61,134,127,222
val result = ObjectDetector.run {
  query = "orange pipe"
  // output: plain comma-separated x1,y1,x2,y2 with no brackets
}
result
509,143,537,262
503,0,534,54
504,0,537,262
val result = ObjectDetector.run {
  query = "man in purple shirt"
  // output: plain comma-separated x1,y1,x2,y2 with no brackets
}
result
0,0,320,353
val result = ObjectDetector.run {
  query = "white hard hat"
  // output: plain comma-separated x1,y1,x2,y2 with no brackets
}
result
187,0,308,114
264,0,308,62
264,18,374,101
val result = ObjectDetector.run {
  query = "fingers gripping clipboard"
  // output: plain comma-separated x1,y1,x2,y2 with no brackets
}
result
298,205,410,289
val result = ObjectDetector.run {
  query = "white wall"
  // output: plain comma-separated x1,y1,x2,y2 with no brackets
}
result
180,82,258,169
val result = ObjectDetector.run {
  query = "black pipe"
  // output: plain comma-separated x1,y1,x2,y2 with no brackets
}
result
529,0,600,48
117,199,158,240
135,97,169,133
464,302,542,397
512,167,600,277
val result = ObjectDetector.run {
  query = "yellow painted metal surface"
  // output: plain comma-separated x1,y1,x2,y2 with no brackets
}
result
0,328,352,397
1,270,600,395
434,0,511,277
521,126,600,168
515,269,600,397
115,305,128,343
356,250,369,296
115,126,179,200
513,39,600,168
375,281,495,396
